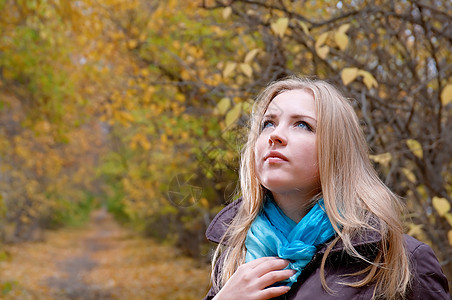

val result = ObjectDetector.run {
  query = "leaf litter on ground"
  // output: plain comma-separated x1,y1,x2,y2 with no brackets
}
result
0,209,211,299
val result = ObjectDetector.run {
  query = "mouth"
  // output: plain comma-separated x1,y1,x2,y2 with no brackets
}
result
264,151,288,163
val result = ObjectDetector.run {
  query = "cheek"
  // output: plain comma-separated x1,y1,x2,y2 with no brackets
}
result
296,141,318,168
254,137,265,159
253,139,266,176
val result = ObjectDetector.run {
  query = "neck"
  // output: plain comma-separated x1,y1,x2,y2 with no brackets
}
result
271,191,317,223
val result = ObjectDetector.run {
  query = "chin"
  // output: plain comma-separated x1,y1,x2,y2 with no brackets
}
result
260,180,295,193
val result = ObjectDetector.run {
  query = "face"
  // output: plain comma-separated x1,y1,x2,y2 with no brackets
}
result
254,89,320,198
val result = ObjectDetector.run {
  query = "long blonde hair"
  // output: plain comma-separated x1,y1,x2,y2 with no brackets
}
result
211,77,411,299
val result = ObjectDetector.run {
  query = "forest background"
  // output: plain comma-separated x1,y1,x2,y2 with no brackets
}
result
0,0,451,294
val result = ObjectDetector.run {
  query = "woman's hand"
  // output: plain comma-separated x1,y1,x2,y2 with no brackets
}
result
213,257,295,300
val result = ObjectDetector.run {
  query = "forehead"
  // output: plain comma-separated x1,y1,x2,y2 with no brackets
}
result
265,89,316,117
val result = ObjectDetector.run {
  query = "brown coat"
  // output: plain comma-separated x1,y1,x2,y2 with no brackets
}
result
203,199,450,300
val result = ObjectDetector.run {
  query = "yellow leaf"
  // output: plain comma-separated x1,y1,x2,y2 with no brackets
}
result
223,62,236,78
448,230,452,246
271,17,289,38
140,68,150,77
225,103,242,128
297,20,310,35
341,68,359,85
445,213,452,227
315,32,329,49
199,197,209,208
143,86,155,103
244,49,259,63
160,134,168,144
139,135,151,151
407,223,423,238
432,197,451,217
222,6,232,19
119,111,134,126
334,32,349,51
369,152,392,167
357,70,378,89
217,97,231,115
132,133,151,151
242,98,254,115
239,63,253,77
34,120,51,133
128,39,138,49
416,185,428,199
316,45,329,59
20,215,30,223
440,84,452,106
406,139,423,159
338,23,351,34
402,168,416,183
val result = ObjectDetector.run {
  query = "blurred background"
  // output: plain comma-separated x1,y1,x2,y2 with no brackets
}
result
0,0,451,298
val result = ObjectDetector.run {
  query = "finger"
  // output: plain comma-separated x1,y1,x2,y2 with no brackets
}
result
258,285,291,299
246,256,283,269
258,269,296,289
252,258,290,276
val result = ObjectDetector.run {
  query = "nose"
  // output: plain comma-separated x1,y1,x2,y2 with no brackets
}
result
268,130,287,146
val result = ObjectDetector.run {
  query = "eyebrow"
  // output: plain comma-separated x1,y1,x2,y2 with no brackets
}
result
263,113,317,123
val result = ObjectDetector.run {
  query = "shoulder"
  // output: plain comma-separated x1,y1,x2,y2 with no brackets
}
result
206,198,242,244
404,234,450,299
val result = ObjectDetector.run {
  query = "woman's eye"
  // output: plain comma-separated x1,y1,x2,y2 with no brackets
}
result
296,121,312,131
262,120,274,130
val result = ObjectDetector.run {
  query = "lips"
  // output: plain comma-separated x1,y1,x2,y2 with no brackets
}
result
264,150,288,162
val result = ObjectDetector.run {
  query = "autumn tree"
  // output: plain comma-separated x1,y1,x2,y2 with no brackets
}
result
0,0,108,241
0,0,450,289
200,0,452,282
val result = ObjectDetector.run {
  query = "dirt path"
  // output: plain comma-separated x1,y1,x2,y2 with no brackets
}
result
0,209,210,300
45,208,119,299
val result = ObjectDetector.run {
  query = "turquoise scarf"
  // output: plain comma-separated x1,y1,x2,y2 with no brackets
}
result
245,196,335,286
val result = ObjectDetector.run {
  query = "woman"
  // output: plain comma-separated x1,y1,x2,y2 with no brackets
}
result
204,77,449,299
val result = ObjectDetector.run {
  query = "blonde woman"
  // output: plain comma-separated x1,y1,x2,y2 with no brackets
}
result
204,77,449,299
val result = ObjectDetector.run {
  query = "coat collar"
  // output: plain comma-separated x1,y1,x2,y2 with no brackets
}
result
206,198,242,244
206,198,382,253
